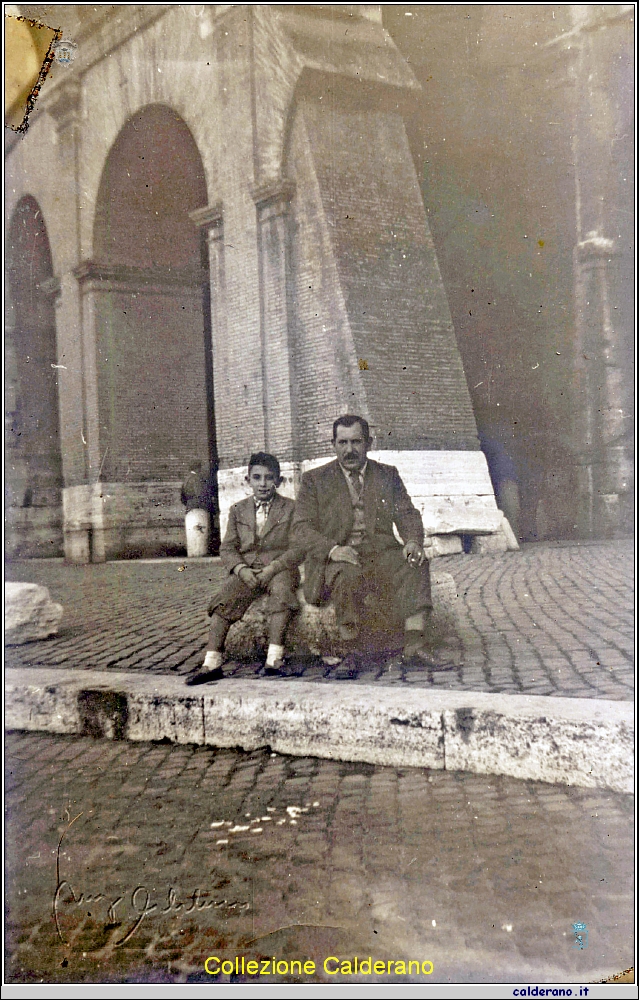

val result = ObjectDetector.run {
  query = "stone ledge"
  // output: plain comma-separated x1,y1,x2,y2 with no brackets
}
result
224,569,459,658
5,668,633,793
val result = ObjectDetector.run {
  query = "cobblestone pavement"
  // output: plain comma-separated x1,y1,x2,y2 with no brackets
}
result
6,540,634,700
5,731,633,985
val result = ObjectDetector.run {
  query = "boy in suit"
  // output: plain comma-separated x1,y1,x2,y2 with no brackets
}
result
186,452,303,685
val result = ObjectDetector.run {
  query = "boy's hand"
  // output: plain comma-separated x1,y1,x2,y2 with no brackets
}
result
238,566,259,589
255,564,278,586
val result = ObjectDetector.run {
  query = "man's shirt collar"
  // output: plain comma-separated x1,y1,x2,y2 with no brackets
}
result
339,460,367,480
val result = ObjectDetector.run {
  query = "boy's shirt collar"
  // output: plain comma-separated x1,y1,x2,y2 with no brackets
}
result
253,492,277,509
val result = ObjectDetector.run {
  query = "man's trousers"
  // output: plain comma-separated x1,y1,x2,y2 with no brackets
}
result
323,545,431,629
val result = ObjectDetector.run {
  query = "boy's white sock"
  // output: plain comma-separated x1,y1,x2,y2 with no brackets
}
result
265,643,284,667
203,650,223,670
404,613,424,632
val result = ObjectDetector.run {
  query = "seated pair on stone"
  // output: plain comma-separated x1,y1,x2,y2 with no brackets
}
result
186,452,302,686
187,416,449,687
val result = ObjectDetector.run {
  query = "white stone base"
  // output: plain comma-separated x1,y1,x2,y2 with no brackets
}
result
62,482,190,562
218,451,514,549
5,582,63,643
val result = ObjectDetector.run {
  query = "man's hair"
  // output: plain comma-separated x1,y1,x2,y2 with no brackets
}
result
332,414,371,443
247,452,281,480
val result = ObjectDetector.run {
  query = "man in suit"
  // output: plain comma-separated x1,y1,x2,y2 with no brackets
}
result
186,452,303,684
291,414,438,663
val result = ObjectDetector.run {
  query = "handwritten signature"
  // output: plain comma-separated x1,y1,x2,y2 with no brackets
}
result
52,813,249,948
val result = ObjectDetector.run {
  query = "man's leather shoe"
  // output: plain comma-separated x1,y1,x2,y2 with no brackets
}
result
185,666,224,686
258,661,284,677
403,635,457,671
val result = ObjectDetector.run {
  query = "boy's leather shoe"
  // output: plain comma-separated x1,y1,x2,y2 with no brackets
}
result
185,666,224,686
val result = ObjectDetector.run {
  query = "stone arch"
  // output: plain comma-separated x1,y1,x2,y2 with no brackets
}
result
6,195,63,556
90,103,218,554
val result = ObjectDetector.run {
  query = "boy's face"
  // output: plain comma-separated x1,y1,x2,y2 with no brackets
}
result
247,464,279,502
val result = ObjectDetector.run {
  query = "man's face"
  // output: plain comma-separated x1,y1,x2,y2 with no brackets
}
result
247,465,278,502
333,422,370,471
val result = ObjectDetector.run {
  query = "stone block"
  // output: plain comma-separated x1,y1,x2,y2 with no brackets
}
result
443,695,634,793
64,529,90,564
223,570,460,660
500,514,520,551
202,681,446,770
5,670,80,734
428,534,463,557
471,532,509,555
224,589,342,659
4,582,63,644
5,668,634,791
4,505,63,559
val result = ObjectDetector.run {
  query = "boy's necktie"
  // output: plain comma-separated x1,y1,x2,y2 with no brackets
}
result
255,500,270,537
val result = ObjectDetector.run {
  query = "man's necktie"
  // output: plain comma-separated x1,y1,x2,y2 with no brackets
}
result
349,470,363,500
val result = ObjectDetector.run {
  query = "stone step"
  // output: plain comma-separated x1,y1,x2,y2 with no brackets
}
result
5,667,633,793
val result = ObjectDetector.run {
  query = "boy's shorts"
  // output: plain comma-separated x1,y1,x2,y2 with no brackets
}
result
208,568,300,623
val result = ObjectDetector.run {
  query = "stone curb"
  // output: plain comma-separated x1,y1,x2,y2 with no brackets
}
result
5,668,633,793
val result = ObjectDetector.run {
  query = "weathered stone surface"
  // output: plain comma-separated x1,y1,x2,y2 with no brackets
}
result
471,531,510,555
4,582,63,644
5,669,79,733
443,695,633,793
5,667,634,791
500,513,520,550
428,534,463,557
224,569,460,659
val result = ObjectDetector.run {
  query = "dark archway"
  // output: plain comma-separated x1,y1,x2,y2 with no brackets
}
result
93,104,218,550
6,195,63,556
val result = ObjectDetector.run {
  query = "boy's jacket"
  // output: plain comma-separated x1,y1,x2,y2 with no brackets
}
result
220,493,304,574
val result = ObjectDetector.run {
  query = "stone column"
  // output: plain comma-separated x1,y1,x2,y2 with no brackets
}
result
568,6,634,538
252,179,297,462
44,80,95,562
573,233,631,536
63,261,107,563
189,202,240,531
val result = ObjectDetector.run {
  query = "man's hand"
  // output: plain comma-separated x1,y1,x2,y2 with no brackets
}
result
402,540,426,567
237,566,260,589
329,545,360,566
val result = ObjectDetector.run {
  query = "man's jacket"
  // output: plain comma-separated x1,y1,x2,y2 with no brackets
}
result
220,493,304,575
290,458,424,605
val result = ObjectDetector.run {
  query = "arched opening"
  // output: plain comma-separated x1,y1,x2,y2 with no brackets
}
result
93,104,218,554
6,195,63,557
